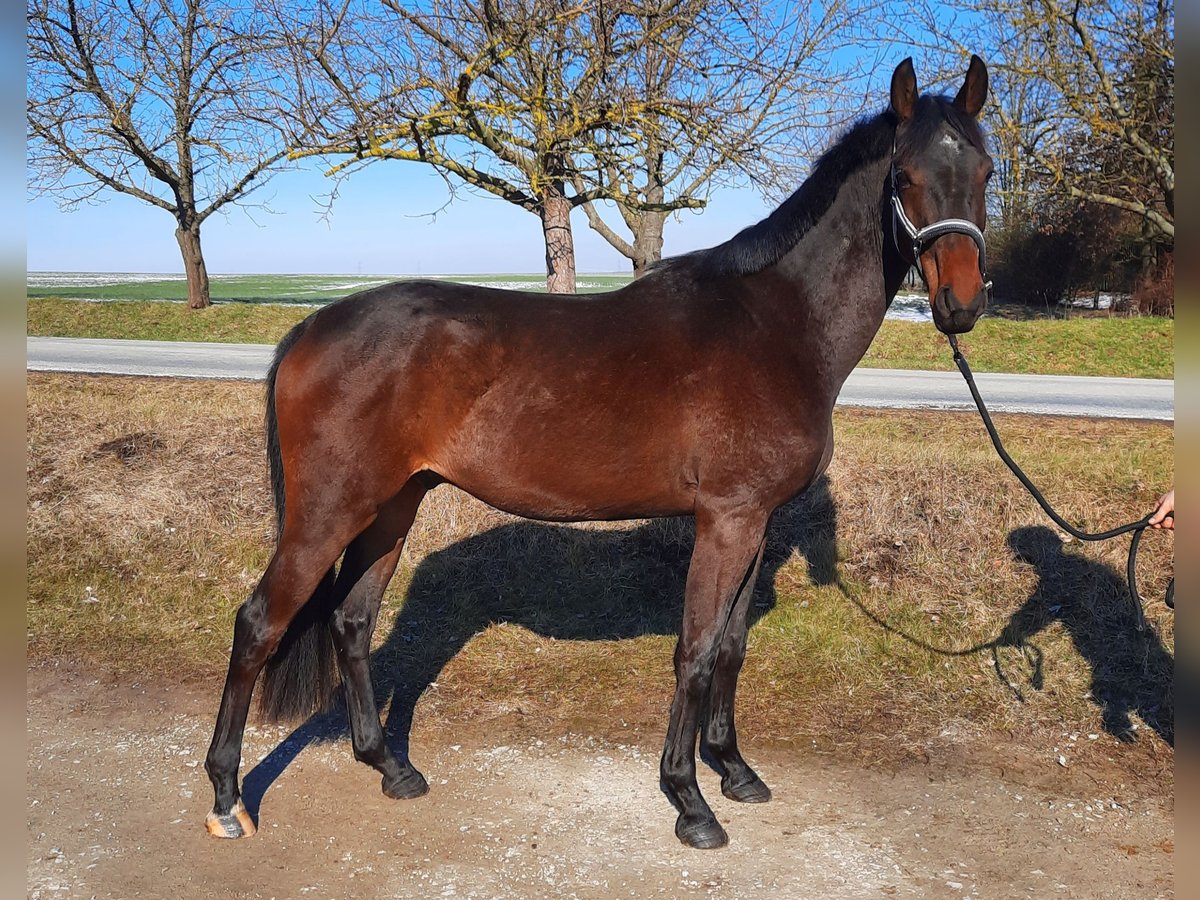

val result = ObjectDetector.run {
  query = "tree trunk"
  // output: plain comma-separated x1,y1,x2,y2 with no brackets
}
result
175,224,212,309
540,182,576,294
630,210,667,278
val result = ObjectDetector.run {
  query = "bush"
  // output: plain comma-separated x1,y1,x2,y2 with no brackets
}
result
989,198,1145,312
1131,251,1174,317
990,226,1083,310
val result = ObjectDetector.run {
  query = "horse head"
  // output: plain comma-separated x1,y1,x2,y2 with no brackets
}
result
890,55,993,334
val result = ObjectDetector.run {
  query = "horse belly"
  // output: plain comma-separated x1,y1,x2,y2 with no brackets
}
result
430,396,697,521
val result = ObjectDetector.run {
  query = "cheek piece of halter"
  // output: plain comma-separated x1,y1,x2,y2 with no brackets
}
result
890,148,992,303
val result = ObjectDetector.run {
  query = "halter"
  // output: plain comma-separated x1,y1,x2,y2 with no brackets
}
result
890,144,991,299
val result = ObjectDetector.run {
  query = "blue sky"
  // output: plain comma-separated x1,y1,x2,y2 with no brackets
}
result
26,151,777,276
26,0,865,278
25,0,989,278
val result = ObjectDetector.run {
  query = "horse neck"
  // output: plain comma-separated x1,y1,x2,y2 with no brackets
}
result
764,154,911,394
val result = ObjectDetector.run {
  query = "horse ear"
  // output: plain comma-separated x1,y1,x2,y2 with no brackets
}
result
890,57,918,121
954,54,988,117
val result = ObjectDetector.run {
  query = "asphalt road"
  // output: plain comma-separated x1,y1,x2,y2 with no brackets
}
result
27,336,1174,421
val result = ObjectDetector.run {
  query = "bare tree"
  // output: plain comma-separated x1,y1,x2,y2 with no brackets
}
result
27,0,301,307
977,44,1046,234
571,0,866,275
287,0,688,292
285,0,868,290
928,0,1173,243
284,0,638,293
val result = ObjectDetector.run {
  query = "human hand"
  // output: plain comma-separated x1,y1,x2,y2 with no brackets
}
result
1148,489,1174,530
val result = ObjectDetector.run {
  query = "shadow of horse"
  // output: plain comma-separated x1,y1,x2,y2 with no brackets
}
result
992,525,1173,745
240,478,841,816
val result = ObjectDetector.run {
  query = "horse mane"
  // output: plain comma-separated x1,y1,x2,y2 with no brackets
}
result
671,95,984,278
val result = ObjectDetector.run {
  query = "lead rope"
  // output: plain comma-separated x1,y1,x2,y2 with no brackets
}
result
946,333,1174,628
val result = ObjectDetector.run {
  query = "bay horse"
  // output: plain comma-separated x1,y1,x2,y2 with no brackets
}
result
205,55,993,850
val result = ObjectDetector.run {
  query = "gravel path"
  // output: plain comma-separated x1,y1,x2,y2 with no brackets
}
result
28,663,1173,899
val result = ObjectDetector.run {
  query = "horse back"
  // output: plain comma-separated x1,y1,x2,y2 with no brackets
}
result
272,276,832,520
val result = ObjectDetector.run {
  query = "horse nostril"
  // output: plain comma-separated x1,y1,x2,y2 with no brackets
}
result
936,285,955,316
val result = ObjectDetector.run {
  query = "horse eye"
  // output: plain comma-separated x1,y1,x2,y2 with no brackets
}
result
895,170,912,189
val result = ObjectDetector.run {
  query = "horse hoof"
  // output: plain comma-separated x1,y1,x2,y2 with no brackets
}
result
675,815,728,850
722,773,772,803
205,799,256,839
382,768,429,800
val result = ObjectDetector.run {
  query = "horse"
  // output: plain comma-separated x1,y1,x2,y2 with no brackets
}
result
205,55,994,850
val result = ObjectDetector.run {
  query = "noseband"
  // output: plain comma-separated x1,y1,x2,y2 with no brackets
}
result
890,149,991,297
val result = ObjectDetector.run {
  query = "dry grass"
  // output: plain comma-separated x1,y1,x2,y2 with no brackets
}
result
27,373,1174,767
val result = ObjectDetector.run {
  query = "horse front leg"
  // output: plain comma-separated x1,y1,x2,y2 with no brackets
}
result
661,505,768,849
700,538,771,803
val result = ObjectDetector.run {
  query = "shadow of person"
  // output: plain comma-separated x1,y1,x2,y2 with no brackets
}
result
240,476,840,816
994,525,1173,745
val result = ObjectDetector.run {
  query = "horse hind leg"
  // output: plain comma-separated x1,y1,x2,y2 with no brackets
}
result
700,540,771,804
327,478,430,800
204,521,362,838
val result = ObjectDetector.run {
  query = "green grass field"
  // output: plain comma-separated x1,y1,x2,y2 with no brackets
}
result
865,315,1173,378
27,271,634,303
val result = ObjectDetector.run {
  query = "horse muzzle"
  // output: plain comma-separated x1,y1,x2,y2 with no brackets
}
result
891,182,991,334
932,282,988,334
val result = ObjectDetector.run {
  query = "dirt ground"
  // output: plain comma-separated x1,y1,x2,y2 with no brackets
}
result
27,662,1172,899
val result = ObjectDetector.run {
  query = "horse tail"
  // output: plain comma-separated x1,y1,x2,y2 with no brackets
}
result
257,318,341,723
